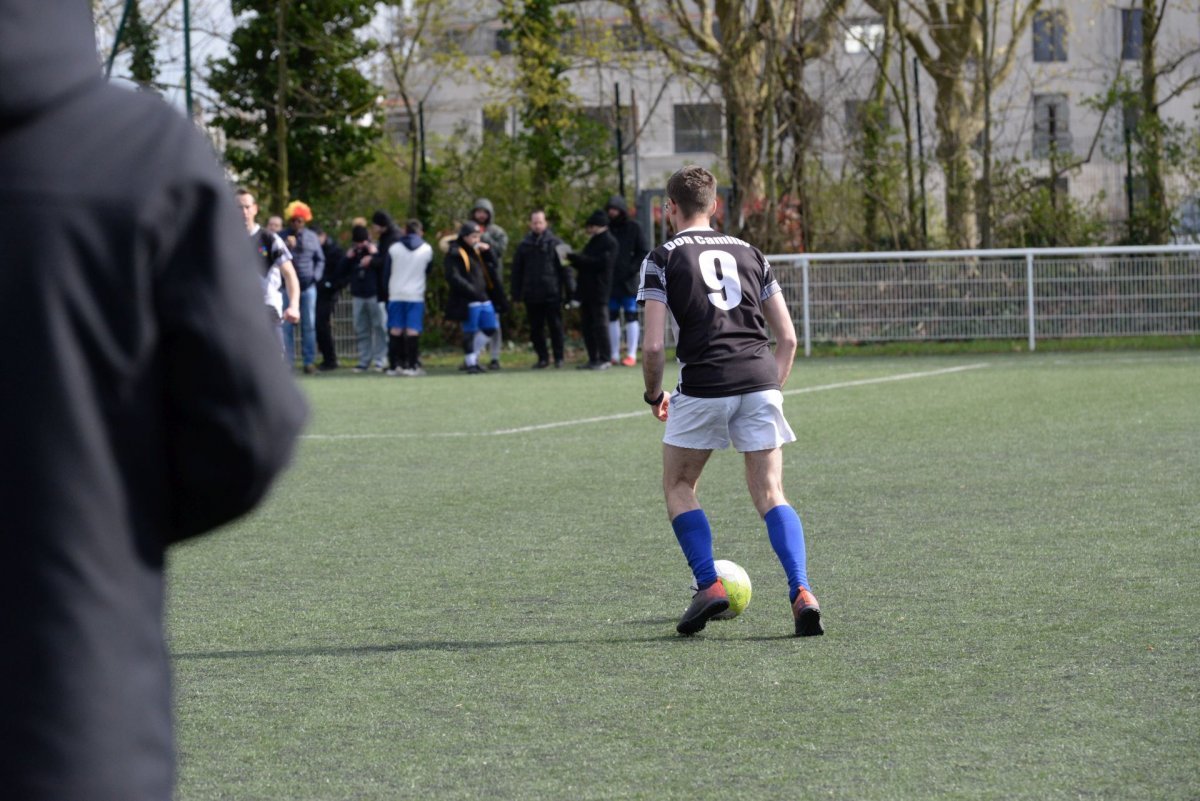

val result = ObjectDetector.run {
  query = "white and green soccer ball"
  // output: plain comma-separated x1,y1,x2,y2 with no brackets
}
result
690,559,752,620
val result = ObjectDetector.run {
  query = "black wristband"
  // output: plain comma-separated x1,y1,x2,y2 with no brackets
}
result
644,390,665,406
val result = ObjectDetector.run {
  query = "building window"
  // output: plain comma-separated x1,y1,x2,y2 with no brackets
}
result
493,28,513,56
1033,10,1068,62
674,103,723,154
843,18,885,54
577,105,636,152
612,23,653,52
1122,100,1141,135
482,106,508,140
439,26,472,53
1120,9,1143,60
1032,94,1072,157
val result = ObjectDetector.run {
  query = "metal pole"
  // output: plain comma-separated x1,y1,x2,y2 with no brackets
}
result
104,0,136,78
631,88,640,199
1026,251,1036,351
614,83,625,198
801,257,812,357
183,0,193,119
979,1,992,249
1124,122,1135,238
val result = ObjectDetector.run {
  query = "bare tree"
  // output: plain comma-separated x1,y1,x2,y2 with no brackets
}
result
380,0,475,214
1133,0,1200,242
611,1,845,247
773,0,847,251
866,0,1041,248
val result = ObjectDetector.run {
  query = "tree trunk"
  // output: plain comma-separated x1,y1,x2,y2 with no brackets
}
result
932,77,979,249
1139,0,1170,243
716,2,766,240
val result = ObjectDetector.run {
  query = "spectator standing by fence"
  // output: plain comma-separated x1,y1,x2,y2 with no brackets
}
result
567,210,618,370
606,194,650,367
345,225,386,372
512,209,574,369
282,200,324,374
314,223,347,371
445,221,499,374
386,220,434,376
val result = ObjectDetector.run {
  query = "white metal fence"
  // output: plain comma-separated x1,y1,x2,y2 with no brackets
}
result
767,245,1200,355
318,245,1200,362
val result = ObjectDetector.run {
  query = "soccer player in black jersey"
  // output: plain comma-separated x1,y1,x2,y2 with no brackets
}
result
638,165,823,637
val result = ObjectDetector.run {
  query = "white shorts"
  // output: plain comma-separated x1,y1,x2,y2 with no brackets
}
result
664,389,796,452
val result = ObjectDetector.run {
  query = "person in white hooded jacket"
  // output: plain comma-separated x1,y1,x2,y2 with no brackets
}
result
386,219,435,375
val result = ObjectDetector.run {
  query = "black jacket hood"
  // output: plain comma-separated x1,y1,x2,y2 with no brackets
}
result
0,0,103,121
604,194,633,215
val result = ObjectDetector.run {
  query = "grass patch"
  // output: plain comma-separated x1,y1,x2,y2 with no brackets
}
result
169,351,1200,800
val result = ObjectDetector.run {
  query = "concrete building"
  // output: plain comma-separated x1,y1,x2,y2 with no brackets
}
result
387,0,1200,241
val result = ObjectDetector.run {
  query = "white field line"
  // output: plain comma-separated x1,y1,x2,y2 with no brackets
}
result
301,362,989,441
781,362,989,398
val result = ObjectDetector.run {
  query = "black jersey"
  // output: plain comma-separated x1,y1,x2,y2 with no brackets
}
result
637,227,783,398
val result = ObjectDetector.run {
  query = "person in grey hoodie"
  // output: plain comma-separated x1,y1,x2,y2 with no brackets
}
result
0,2,308,799
471,198,509,368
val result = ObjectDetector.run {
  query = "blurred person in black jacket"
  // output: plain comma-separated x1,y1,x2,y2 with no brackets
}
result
605,194,650,366
344,224,386,371
313,223,348,371
0,1,308,798
511,209,575,369
567,210,618,369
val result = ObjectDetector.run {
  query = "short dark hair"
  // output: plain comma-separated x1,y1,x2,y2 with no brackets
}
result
405,219,423,235
667,165,717,219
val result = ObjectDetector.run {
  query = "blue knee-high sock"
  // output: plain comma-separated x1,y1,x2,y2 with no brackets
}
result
672,509,717,589
765,504,809,601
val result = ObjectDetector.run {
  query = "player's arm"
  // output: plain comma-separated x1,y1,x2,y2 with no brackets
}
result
280,259,301,324
762,291,797,388
641,299,670,422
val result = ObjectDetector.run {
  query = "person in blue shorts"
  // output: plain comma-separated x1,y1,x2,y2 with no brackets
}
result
639,165,823,638
445,221,498,375
386,219,434,376
606,194,650,366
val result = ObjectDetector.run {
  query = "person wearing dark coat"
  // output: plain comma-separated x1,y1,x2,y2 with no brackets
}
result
0,2,308,799
510,209,576,368
605,194,651,365
567,210,619,369
445,221,499,374
370,209,403,304
314,224,348,370
472,198,509,368
343,224,387,370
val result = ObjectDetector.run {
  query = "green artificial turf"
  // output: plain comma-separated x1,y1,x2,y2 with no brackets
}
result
168,351,1200,800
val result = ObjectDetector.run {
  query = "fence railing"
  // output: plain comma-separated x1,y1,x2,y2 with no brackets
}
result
766,245,1200,355
318,245,1199,364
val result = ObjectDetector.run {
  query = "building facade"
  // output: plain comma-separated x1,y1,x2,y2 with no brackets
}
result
388,0,1200,242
